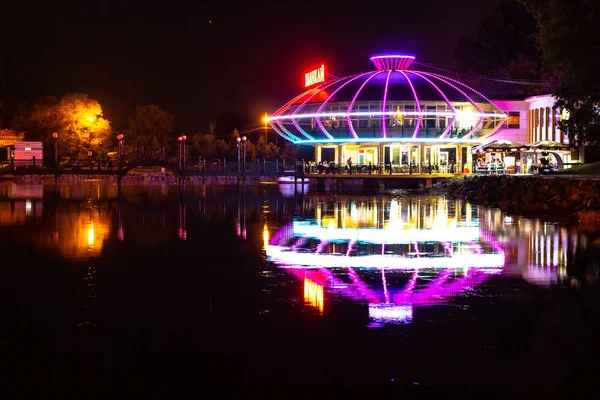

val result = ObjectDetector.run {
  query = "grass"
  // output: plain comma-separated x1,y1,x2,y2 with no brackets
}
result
554,161,600,175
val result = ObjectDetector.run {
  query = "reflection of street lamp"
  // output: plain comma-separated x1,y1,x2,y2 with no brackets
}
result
52,132,58,168
117,133,124,168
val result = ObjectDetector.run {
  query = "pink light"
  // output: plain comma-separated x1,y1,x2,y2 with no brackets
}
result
406,71,456,138
370,55,415,71
290,74,365,140
346,71,383,139
315,72,374,140
381,71,392,138
398,71,422,138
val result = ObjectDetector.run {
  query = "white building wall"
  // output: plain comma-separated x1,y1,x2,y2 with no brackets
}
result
489,99,528,143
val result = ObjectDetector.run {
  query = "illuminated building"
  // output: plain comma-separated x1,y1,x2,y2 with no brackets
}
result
266,55,573,171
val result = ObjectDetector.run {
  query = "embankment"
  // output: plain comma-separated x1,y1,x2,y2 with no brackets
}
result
433,175,600,232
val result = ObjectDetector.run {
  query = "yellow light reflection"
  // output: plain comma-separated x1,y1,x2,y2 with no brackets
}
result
263,223,269,248
304,278,324,314
87,222,95,247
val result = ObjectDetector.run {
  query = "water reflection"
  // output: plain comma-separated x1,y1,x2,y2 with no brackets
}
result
266,196,504,326
265,195,600,326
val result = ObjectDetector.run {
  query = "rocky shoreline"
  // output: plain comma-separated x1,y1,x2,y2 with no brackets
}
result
9,173,278,185
432,175,600,233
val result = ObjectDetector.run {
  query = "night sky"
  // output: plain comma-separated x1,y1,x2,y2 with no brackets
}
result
2,0,503,132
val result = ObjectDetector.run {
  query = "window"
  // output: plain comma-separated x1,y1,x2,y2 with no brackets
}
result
507,111,520,129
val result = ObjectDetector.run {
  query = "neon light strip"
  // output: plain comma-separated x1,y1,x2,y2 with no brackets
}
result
293,137,483,144
424,72,507,114
290,74,363,140
398,71,422,138
273,85,329,141
370,55,415,71
270,122,300,142
266,246,505,269
291,222,480,243
370,55,416,60
315,72,375,140
273,121,302,142
420,72,506,139
418,72,486,140
406,71,455,138
346,71,382,139
381,71,392,138
271,87,320,117
267,110,506,121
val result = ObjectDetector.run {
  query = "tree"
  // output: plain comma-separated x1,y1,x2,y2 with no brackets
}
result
55,93,112,158
10,93,112,159
254,135,280,160
453,0,544,97
454,0,539,75
128,105,175,152
190,133,217,159
519,0,600,153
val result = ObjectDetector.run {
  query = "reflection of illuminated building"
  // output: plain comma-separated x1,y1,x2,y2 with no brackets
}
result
267,196,504,326
0,200,43,225
0,183,43,225
304,277,324,313
480,208,574,285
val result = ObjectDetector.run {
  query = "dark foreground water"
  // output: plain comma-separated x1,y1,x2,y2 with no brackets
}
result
1,180,599,392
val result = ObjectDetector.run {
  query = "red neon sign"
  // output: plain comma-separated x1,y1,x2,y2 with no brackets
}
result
304,64,325,87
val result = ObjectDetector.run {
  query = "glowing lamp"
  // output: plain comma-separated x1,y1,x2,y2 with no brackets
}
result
236,137,241,143
117,134,124,140
52,132,58,139
242,136,247,141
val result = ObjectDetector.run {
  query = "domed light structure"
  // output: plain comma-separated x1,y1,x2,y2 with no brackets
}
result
266,54,507,144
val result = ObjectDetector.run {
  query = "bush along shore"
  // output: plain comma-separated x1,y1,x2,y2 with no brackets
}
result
432,175,600,233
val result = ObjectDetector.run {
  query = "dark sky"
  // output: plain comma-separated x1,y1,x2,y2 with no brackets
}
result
2,0,503,132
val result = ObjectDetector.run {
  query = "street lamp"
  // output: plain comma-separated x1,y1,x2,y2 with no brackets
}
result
178,135,187,170
52,132,58,168
117,133,124,168
262,113,269,144
242,136,247,173
236,137,241,172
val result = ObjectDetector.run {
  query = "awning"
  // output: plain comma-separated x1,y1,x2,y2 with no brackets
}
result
472,140,527,154
525,140,571,151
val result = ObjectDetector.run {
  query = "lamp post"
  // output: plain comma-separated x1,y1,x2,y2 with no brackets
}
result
236,137,241,172
178,135,187,170
242,136,247,173
52,132,58,168
263,113,269,144
117,133,124,169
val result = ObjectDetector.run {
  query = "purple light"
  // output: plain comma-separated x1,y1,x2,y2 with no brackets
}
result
406,71,456,138
399,71,422,138
346,71,382,139
381,71,392,138
315,72,374,140
290,74,364,140
370,55,415,71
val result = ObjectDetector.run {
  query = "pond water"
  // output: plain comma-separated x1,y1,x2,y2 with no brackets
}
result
0,180,599,391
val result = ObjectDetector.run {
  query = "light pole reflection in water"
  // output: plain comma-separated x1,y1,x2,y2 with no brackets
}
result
178,199,187,240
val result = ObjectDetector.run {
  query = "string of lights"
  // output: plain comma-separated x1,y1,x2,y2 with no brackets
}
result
413,61,564,87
